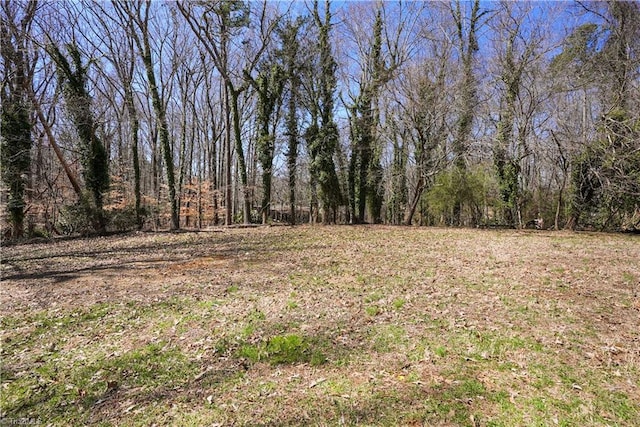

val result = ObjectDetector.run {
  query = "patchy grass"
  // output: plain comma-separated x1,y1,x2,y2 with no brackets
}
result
1,226,639,425
238,333,326,366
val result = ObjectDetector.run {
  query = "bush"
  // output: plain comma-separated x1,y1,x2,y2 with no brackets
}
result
108,205,145,232
425,166,496,226
57,202,94,236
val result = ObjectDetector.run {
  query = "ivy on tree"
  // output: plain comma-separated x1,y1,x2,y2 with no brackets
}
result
48,42,109,234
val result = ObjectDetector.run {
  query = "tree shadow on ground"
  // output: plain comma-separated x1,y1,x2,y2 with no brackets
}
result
1,230,299,285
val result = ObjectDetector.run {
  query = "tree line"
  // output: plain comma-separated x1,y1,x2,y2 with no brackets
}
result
1,0,639,238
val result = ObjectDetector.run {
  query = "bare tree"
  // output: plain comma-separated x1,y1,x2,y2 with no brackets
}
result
178,0,281,225
112,0,179,230
279,17,304,225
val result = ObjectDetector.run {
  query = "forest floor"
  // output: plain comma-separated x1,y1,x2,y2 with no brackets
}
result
1,226,639,426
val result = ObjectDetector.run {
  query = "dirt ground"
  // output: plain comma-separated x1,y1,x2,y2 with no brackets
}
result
1,226,639,425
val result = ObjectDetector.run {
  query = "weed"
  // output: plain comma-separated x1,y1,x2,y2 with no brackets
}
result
622,271,637,285
286,300,298,310
392,298,406,310
237,334,326,366
364,291,383,303
238,343,265,362
265,334,306,364
365,305,381,316
434,346,447,358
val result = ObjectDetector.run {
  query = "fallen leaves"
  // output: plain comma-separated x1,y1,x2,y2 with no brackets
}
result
1,226,639,425
309,377,327,388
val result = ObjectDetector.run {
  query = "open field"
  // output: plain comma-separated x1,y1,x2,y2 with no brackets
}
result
1,226,639,426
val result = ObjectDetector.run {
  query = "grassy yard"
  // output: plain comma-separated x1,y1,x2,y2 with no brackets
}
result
1,226,639,426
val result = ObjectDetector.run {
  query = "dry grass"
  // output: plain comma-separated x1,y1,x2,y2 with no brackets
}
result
1,226,639,426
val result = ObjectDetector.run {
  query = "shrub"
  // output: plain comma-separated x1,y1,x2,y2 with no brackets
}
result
108,205,145,232
425,166,496,226
57,202,94,236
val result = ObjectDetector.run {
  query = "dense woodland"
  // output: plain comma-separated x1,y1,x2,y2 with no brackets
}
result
1,0,639,238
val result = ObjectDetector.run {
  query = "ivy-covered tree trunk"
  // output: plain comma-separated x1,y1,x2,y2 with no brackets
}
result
229,87,252,224
451,0,483,226
253,65,285,224
141,39,179,230
281,19,302,225
347,9,386,224
1,2,36,239
495,103,519,226
311,0,342,224
48,43,110,234
494,30,523,228
257,133,274,224
367,143,384,223
357,104,372,223
0,100,31,239
349,109,371,223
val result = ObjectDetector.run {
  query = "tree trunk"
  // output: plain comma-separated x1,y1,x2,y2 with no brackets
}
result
223,83,232,225
123,82,143,229
403,175,425,226
230,87,251,224
555,188,563,230
32,94,82,198
287,97,298,225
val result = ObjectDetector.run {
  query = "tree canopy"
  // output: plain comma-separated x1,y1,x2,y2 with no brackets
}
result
1,0,638,237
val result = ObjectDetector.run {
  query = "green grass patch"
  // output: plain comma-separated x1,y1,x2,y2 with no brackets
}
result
238,334,326,366
392,298,406,310
364,291,383,303
434,346,448,358
1,341,196,424
365,305,381,316
622,271,637,285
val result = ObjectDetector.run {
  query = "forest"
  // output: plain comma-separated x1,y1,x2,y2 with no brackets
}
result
2,0,639,238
